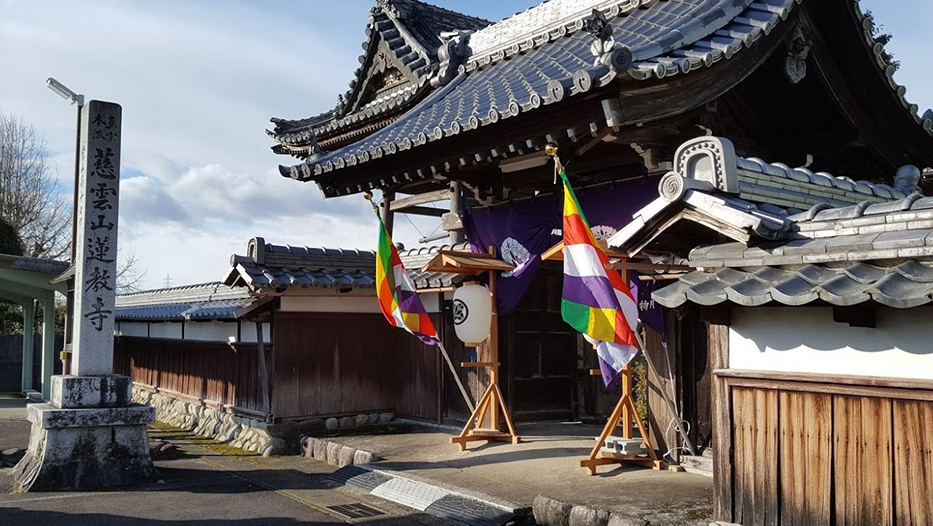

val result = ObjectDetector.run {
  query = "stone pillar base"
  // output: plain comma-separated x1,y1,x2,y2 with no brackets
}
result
13,375,155,492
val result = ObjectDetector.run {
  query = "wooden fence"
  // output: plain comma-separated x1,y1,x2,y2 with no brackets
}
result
114,336,268,417
271,312,442,422
715,370,933,526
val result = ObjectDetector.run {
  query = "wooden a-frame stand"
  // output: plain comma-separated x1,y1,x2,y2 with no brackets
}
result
419,246,521,450
580,364,665,475
450,247,520,450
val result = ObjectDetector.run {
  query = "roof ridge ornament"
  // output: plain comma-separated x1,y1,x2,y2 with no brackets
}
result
583,8,633,74
432,30,474,88
672,137,739,194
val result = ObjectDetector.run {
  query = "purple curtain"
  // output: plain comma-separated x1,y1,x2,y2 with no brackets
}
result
629,276,666,339
461,176,660,314
461,196,560,314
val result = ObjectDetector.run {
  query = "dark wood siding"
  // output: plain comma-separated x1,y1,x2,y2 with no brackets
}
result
114,336,269,416
271,312,440,421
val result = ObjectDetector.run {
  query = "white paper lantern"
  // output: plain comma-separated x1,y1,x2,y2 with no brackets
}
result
452,283,492,345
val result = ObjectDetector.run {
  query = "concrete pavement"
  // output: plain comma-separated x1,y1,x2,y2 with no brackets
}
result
330,421,714,525
0,403,462,526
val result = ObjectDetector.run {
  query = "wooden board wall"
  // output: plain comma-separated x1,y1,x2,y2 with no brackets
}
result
718,371,933,526
272,312,440,421
114,336,268,415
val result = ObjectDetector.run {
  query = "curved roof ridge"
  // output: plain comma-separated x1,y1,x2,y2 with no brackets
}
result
463,0,755,73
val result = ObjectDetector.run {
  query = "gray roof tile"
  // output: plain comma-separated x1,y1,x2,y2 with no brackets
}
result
654,261,933,309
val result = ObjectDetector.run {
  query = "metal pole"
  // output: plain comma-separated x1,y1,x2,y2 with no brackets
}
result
437,340,475,413
632,324,696,456
62,101,83,376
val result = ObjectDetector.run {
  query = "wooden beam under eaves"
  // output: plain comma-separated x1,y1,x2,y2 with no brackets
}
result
398,205,448,218
390,188,451,211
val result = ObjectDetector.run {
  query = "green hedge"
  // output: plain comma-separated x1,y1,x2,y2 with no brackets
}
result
0,219,23,256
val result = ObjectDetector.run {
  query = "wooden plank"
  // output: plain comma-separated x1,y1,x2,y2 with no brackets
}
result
732,386,778,526
389,189,450,211
645,323,677,459
778,392,831,526
834,396,893,526
720,373,933,403
894,400,933,526
715,369,933,392
708,321,732,523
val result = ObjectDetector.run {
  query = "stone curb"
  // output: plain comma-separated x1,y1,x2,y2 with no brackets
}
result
299,436,381,467
533,495,648,526
328,464,528,526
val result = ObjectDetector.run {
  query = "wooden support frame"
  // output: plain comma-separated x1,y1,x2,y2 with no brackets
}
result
580,364,665,475
423,246,521,450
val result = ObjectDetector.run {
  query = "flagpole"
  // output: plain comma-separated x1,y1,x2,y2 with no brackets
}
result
632,324,697,456
437,340,476,414
363,191,476,415
545,147,695,457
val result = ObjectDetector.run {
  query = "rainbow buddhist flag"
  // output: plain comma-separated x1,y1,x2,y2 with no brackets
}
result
374,210,438,345
560,169,639,387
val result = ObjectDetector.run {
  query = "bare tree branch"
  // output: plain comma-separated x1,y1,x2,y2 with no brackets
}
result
115,247,147,293
0,110,72,259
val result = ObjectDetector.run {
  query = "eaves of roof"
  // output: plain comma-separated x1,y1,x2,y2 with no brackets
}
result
654,261,933,309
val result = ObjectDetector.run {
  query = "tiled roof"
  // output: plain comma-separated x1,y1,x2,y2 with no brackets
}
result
284,0,791,187
686,194,933,268
0,254,69,275
646,162,933,309
115,282,259,321
609,136,915,255
269,0,489,157
279,0,933,196
654,261,933,309
223,238,378,294
224,237,465,293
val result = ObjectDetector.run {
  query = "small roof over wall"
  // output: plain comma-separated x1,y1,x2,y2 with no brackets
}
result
223,237,378,295
223,237,467,294
115,282,264,322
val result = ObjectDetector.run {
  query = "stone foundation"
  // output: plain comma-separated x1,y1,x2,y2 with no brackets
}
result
14,375,155,492
133,389,394,456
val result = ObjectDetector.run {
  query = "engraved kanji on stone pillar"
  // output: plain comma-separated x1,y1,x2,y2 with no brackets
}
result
72,100,121,376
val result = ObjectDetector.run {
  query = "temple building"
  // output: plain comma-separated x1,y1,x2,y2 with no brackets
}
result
265,0,933,522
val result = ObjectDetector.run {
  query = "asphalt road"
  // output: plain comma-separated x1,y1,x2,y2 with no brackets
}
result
0,405,459,526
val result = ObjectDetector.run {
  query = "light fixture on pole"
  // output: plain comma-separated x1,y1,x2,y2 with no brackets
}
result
46,77,84,107
46,76,85,376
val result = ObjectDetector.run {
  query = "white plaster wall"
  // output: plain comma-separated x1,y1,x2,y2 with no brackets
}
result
148,322,183,340
280,294,442,314
729,306,933,380
117,322,148,338
184,321,237,342
239,322,271,343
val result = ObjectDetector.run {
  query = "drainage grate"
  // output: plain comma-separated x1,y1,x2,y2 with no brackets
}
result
327,503,386,519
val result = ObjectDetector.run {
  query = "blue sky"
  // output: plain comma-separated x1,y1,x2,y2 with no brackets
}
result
0,0,929,289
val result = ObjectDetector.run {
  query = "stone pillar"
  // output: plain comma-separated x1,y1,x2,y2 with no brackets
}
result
14,100,154,492
40,292,56,401
21,301,35,393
